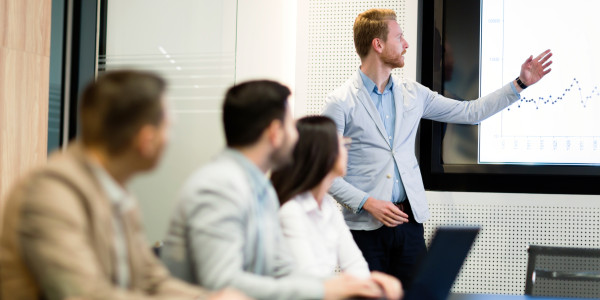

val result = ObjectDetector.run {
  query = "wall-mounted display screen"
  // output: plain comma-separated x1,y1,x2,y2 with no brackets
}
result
418,0,600,194
479,0,600,165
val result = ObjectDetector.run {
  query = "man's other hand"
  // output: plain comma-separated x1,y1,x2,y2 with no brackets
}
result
363,197,408,227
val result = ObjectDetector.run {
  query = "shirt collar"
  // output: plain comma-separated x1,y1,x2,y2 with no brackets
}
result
358,67,393,95
296,191,319,213
225,148,271,194
295,191,336,219
88,161,130,208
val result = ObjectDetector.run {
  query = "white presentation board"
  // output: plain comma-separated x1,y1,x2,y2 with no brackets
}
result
479,0,600,165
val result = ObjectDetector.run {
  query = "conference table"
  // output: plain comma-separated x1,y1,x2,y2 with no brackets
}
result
350,294,597,300
448,293,598,300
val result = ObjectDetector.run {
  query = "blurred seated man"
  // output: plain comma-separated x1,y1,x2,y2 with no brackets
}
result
0,70,247,300
161,80,398,300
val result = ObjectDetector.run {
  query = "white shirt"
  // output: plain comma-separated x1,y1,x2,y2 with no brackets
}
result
279,191,370,279
90,163,134,288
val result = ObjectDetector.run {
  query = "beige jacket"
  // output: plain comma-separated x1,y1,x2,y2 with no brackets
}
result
0,143,208,300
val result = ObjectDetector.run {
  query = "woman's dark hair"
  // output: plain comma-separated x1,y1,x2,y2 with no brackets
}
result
271,116,339,205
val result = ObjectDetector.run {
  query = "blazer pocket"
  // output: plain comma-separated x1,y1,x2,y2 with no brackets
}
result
403,102,417,113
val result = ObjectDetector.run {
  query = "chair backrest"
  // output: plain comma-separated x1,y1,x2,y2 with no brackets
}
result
152,240,163,258
525,245,600,298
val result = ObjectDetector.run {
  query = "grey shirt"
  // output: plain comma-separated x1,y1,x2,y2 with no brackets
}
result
161,149,324,300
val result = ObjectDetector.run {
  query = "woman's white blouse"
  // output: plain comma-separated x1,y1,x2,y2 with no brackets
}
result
278,191,370,279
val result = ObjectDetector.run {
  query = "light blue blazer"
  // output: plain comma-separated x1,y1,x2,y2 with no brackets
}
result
322,71,519,230
161,150,324,300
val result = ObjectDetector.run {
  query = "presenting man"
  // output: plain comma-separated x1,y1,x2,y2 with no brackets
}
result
0,71,245,300
322,8,552,287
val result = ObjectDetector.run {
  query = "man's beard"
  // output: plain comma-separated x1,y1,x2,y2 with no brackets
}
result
382,49,406,69
270,133,295,171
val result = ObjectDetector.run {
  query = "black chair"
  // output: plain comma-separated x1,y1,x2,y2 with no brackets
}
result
152,240,163,258
525,245,600,298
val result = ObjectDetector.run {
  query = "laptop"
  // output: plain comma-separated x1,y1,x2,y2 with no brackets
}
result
403,226,481,300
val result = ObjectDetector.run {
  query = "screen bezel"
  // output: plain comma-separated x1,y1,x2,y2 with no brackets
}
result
418,0,600,194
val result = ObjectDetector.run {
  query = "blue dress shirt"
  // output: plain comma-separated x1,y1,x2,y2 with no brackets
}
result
228,149,279,275
358,69,406,210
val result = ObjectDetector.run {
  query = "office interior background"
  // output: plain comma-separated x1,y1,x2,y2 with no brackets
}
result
1,0,599,296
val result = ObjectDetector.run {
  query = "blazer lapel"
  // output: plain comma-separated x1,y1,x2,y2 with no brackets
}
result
352,72,391,147
71,146,119,283
392,76,405,146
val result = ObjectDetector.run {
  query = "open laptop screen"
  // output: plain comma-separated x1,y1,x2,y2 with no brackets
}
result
404,227,481,300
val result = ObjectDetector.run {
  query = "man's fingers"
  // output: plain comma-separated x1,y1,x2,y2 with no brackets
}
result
382,214,408,226
386,213,408,223
382,216,400,227
388,204,409,218
542,60,552,69
398,217,408,224
383,204,409,224
535,49,551,61
371,200,411,226
382,217,397,227
538,52,552,64
398,210,409,219
385,211,405,223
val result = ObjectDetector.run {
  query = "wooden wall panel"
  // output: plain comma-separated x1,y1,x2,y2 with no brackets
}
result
0,0,52,227
0,0,52,55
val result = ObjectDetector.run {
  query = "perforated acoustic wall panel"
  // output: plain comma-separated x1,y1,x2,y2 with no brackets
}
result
304,0,417,115
424,193,600,294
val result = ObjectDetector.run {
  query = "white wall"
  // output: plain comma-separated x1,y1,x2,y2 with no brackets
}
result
235,0,297,86
235,0,298,111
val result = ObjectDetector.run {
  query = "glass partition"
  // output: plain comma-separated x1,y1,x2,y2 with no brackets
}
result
99,0,237,243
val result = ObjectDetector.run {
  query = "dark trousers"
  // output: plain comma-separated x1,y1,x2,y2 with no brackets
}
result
351,206,427,290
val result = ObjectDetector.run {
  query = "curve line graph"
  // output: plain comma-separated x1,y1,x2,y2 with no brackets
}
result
508,78,599,111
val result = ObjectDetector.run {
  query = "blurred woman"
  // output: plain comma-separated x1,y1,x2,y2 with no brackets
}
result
271,116,402,299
